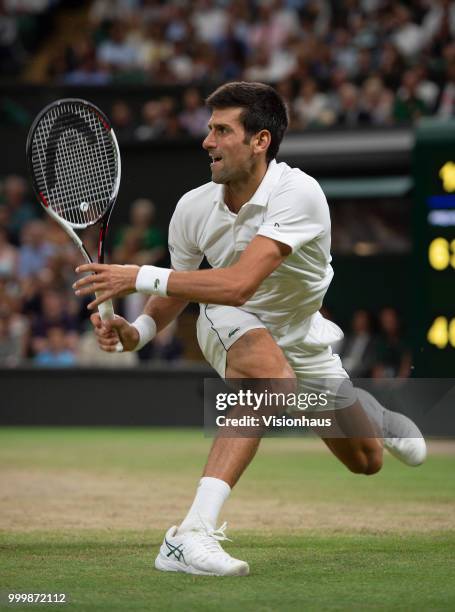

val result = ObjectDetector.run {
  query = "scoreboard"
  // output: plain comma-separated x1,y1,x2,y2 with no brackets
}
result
413,119,455,376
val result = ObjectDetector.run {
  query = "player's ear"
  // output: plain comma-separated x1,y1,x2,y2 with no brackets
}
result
253,130,271,155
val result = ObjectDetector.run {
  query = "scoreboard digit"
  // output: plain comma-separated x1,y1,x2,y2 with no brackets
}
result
413,119,455,376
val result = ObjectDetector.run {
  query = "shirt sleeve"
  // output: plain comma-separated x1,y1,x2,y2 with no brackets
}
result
168,200,204,271
256,174,329,253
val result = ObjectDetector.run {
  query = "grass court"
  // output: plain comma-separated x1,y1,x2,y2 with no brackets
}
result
1,428,454,611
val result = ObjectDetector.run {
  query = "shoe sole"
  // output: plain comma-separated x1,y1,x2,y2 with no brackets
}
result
155,554,249,577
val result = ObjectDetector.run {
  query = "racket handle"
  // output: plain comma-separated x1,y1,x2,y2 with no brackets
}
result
96,295,124,353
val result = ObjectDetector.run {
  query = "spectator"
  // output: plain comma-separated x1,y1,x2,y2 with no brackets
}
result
393,69,429,123
62,38,110,86
340,309,378,378
0,226,17,280
179,88,211,137
136,20,173,72
191,0,228,45
353,47,374,86
422,0,455,54
89,0,140,30
0,205,9,232
411,64,439,111
167,40,194,83
0,300,28,367
390,4,424,60
331,28,358,77
293,78,334,128
191,41,220,82
2,175,37,245
111,100,136,141
164,3,192,44
244,43,296,83
378,42,405,91
135,100,166,141
96,20,138,73
113,198,165,266
159,96,184,139
436,60,455,118
17,220,55,281
214,15,249,80
249,1,298,52
0,6,22,76
34,326,76,368
360,76,394,125
30,288,80,357
373,307,412,378
335,82,370,126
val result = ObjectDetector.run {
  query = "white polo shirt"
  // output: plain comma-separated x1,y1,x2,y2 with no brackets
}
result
168,159,334,331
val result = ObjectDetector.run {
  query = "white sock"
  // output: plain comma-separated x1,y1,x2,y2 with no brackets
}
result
179,476,231,533
355,387,385,435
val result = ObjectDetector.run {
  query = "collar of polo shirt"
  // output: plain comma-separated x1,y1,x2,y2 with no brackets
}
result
213,159,284,209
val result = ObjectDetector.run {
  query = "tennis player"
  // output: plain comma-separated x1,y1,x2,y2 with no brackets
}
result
74,82,426,577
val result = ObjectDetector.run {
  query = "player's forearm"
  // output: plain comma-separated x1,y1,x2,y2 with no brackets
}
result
166,267,253,306
143,295,188,332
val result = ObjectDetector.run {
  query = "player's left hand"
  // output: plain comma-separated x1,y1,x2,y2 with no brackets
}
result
73,263,140,310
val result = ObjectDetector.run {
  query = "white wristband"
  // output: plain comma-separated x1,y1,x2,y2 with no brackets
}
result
135,265,171,297
131,314,157,351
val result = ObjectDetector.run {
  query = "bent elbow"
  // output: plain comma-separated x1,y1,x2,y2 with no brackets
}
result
229,295,246,307
229,283,256,307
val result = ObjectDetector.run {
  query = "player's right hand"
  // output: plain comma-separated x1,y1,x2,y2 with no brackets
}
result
90,313,139,352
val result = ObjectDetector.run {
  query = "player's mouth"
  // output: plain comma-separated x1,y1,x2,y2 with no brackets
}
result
210,155,223,168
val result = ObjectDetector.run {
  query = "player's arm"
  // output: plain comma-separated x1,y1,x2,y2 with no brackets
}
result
74,235,291,309
167,235,290,305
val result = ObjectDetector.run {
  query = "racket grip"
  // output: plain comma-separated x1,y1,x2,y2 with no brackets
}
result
96,295,124,353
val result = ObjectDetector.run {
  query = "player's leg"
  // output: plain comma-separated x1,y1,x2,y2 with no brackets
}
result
355,387,426,467
156,308,294,576
178,327,294,534
315,390,426,472
318,400,384,475
282,323,426,472
201,328,296,487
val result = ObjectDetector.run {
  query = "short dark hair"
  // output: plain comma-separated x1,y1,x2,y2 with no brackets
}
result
206,82,288,162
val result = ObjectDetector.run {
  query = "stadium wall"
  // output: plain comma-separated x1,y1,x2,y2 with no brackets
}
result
0,366,213,426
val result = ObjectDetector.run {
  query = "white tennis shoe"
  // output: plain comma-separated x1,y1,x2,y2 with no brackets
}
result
355,387,427,467
155,522,249,577
382,409,427,466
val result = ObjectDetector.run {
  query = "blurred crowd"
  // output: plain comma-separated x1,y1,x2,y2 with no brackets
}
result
324,306,412,378
0,171,412,372
0,173,185,368
2,0,455,131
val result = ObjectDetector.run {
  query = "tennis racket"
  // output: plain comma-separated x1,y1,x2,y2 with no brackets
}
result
26,98,123,351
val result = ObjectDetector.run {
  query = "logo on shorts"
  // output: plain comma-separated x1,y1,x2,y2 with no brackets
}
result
228,327,240,338
154,278,160,290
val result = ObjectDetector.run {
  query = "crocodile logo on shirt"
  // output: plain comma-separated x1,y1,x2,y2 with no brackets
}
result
228,327,241,338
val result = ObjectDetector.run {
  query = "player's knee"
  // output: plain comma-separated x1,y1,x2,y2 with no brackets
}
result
364,451,383,475
346,448,383,475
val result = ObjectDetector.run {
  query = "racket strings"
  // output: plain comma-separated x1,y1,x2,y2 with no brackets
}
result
31,101,118,227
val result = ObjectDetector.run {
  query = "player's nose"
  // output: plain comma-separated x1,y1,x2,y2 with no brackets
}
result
202,131,215,150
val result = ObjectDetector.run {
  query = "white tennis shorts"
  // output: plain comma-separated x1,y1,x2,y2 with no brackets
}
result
197,304,357,411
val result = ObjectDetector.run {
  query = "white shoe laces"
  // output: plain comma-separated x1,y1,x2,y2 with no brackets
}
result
193,518,233,554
